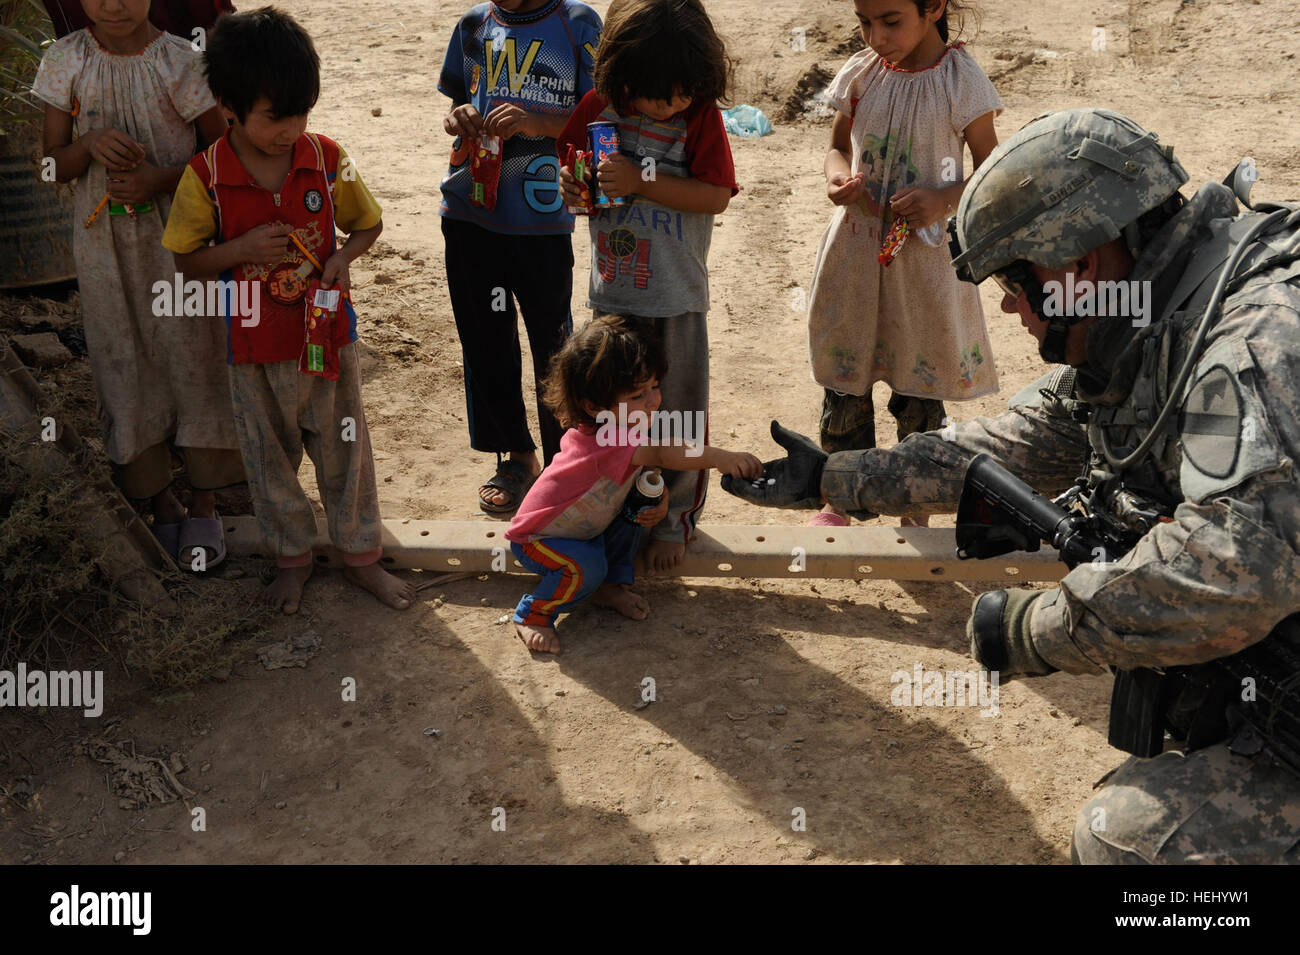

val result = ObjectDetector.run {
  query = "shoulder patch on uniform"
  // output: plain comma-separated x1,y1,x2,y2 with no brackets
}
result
1181,364,1240,479
1179,338,1287,504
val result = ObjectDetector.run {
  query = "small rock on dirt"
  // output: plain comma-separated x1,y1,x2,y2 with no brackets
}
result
114,851,125,862
11,332,73,367
257,630,322,669
371,107,382,116
274,801,287,809
17,307,75,331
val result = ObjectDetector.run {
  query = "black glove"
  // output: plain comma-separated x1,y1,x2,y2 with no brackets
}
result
721,420,827,509
966,589,1057,677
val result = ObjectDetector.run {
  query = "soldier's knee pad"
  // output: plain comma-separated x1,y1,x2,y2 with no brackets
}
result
1071,759,1156,865
1076,747,1300,863
1071,795,1141,865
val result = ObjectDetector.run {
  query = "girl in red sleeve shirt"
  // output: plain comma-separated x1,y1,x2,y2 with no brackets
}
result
557,0,739,576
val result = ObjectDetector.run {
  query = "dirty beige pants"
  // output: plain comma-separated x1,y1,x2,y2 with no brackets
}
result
228,345,382,567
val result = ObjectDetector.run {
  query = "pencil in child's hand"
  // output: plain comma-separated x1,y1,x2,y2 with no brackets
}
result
288,231,352,302
288,230,322,271
84,194,110,229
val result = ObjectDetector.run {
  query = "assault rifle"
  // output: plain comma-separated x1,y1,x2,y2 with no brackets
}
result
955,454,1300,775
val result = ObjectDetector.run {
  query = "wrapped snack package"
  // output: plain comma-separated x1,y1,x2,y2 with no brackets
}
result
564,143,594,214
470,134,503,211
300,280,342,380
878,216,909,267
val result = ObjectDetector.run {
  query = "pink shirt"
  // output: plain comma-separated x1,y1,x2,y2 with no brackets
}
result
506,427,643,543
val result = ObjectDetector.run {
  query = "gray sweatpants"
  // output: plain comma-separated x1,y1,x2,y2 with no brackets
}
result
594,310,709,544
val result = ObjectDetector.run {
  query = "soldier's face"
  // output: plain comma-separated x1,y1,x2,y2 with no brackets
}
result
998,263,1094,366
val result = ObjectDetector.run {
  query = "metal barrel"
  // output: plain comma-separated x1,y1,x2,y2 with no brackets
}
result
0,123,76,290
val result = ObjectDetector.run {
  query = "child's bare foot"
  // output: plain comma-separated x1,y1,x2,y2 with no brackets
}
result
515,622,560,653
591,582,649,620
646,539,685,574
266,564,313,614
344,563,415,609
899,514,930,527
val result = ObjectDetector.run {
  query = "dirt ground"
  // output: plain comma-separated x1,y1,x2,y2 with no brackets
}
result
2,0,1298,864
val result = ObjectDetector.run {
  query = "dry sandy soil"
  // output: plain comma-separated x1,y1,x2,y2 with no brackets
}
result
2,0,1298,864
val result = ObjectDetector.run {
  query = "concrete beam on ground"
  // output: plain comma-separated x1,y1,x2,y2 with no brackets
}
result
222,517,1067,582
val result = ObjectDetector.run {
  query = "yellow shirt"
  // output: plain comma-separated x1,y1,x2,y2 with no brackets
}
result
163,142,382,254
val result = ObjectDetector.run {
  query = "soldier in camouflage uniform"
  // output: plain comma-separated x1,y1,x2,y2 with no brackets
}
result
725,108,1300,863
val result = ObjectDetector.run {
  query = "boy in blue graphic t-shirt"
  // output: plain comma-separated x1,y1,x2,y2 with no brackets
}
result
438,0,601,516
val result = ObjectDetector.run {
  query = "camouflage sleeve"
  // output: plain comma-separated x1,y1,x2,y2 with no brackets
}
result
820,370,1091,516
1030,480,1300,673
1032,298,1300,673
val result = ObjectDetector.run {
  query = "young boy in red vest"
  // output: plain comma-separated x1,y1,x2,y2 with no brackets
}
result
163,7,413,614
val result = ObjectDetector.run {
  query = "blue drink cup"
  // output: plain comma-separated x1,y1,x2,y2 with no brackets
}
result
588,120,630,207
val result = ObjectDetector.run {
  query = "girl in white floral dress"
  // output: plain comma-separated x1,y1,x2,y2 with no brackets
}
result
35,0,242,567
807,0,1001,526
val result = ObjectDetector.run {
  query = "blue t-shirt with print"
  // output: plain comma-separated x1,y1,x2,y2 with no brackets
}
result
438,0,600,235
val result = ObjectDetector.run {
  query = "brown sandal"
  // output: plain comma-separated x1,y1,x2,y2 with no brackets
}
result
478,455,537,516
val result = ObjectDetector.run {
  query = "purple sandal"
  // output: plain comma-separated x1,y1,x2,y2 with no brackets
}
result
178,511,227,572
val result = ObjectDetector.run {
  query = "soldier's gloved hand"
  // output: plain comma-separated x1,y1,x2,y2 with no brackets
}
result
721,420,826,509
966,589,1058,677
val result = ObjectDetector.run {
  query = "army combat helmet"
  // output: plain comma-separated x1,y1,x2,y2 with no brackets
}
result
948,108,1188,361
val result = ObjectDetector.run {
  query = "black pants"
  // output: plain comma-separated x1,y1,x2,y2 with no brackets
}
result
441,217,573,464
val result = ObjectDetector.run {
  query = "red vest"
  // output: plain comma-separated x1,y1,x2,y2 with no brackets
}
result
189,131,358,364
